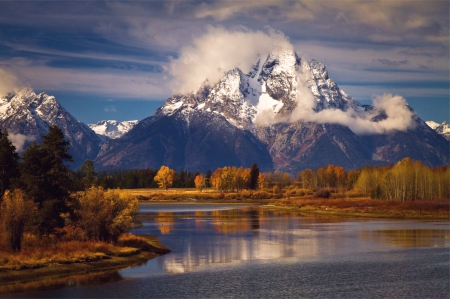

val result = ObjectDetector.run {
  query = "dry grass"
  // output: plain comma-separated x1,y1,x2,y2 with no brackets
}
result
0,234,145,271
272,197,450,218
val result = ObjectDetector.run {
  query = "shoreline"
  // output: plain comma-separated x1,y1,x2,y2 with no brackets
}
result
0,236,170,293
141,198,449,220
262,204,450,220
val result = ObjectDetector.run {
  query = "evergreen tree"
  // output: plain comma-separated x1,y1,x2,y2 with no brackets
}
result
80,160,96,189
20,125,73,235
0,129,20,197
250,163,259,190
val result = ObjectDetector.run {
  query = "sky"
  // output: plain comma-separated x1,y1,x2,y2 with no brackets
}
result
0,0,448,125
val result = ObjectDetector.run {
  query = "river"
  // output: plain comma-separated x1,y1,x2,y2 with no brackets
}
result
3,203,450,298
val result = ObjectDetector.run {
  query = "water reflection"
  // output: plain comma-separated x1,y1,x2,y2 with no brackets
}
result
361,229,450,248
2,205,449,296
129,207,450,276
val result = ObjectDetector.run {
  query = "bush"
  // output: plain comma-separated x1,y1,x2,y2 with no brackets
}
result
72,187,139,242
0,190,36,252
314,189,331,199
251,191,270,199
273,185,281,194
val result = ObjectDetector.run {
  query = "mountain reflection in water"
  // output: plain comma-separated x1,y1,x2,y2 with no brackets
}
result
2,204,449,298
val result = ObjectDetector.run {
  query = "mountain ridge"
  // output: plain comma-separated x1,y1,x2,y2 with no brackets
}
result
94,51,449,172
0,88,102,169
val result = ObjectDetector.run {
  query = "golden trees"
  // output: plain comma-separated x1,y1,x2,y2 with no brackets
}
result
210,166,254,192
72,186,139,242
0,190,35,251
258,173,268,190
154,166,176,190
382,158,449,201
194,174,206,191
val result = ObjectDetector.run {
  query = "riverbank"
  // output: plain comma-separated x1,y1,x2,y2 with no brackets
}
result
0,235,170,292
266,197,450,220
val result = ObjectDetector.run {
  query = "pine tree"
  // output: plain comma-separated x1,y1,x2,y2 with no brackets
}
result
80,160,96,189
0,129,20,197
250,163,259,190
20,125,74,235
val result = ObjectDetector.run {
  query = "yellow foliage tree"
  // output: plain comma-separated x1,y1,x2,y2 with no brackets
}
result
154,166,176,190
258,173,268,190
0,189,35,251
72,186,139,242
194,174,206,191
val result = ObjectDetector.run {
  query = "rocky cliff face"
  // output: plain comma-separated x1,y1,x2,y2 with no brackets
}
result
95,50,449,172
0,88,102,169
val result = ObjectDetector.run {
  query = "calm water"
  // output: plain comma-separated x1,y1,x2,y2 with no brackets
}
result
2,203,449,298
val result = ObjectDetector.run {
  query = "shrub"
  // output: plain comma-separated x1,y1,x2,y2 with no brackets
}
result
314,189,331,199
251,191,271,199
0,190,36,252
273,185,281,194
72,187,139,242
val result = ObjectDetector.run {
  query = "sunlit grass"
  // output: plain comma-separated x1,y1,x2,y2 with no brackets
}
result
273,197,450,217
0,234,148,270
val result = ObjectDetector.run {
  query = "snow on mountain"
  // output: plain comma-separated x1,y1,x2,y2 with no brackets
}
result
88,120,139,141
426,121,450,141
95,50,448,172
0,88,102,169
157,51,369,129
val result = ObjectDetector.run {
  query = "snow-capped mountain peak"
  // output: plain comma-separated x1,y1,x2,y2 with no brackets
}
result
157,50,366,129
88,120,139,140
0,88,102,168
426,120,450,141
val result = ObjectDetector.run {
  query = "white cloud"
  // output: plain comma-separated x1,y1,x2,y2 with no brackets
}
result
0,68,24,95
167,26,293,94
0,58,170,99
289,74,416,134
7,133,35,152
104,105,117,113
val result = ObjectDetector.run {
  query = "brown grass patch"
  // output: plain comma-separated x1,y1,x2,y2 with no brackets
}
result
272,197,450,218
0,234,155,271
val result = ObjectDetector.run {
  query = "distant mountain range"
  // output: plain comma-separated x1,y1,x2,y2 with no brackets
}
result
88,120,139,141
426,121,450,141
1,52,448,172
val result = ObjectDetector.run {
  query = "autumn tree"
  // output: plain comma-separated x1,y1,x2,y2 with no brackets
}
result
0,189,35,251
0,129,20,197
194,174,206,191
211,168,223,191
258,173,268,190
154,166,176,190
72,186,138,242
300,169,313,189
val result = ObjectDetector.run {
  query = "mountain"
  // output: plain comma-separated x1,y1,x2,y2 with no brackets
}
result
95,51,448,172
426,121,450,141
0,88,102,169
88,120,139,141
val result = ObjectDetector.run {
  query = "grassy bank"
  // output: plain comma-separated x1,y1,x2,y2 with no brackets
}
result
268,197,450,219
0,234,170,289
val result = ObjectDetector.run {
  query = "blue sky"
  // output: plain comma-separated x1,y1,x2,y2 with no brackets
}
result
0,0,448,124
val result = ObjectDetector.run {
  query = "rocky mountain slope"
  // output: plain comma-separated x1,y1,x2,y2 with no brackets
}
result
95,51,449,172
426,121,450,141
88,120,138,141
0,88,102,169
